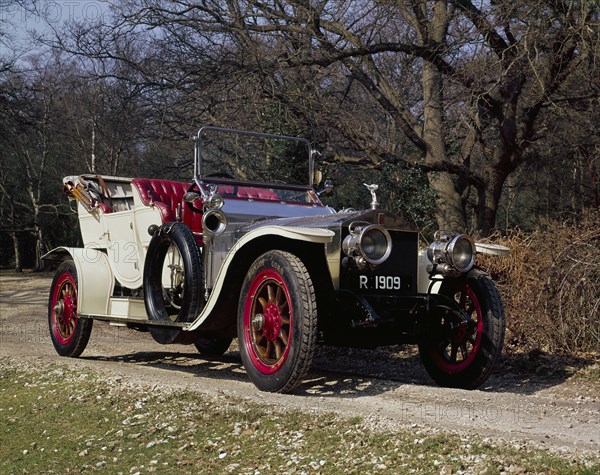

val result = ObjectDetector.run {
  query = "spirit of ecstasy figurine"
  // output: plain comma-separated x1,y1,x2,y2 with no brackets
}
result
364,183,379,210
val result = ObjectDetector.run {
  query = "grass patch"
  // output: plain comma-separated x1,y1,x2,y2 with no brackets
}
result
572,363,600,383
0,363,598,474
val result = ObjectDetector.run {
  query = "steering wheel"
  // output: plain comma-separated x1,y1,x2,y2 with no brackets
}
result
185,182,204,213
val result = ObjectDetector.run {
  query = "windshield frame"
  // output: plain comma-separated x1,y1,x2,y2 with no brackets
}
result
194,126,315,190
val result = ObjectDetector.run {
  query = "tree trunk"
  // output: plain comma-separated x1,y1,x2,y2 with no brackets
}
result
422,60,466,231
420,0,467,232
33,225,45,272
10,231,22,273
429,171,466,230
477,167,508,236
28,188,45,272
91,115,97,173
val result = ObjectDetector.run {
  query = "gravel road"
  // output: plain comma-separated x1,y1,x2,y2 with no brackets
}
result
1,272,598,458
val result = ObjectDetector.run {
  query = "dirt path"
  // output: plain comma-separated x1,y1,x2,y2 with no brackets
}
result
1,272,598,456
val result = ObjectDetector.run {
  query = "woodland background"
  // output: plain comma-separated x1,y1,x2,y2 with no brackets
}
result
1,1,598,351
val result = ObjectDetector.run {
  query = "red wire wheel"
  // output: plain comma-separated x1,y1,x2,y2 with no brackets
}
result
238,251,317,393
243,268,293,374
430,282,484,374
50,271,78,345
419,269,505,389
48,260,93,357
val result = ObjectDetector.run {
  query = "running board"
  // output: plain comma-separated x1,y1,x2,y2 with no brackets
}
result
81,313,188,329
79,297,189,329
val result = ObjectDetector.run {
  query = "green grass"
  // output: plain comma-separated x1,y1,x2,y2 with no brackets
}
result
573,364,600,383
0,364,598,474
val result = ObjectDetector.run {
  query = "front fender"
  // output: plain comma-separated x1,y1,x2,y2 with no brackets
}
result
240,225,335,243
42,247,114,316
185,226,334,331
417,249,443,294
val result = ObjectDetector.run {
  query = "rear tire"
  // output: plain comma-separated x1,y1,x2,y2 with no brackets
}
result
418,269,505,389
238,251,317,393
48,260,93,357
194,337,233,356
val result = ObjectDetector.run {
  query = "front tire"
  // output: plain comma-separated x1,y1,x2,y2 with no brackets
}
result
418,269,505,389
238,251,317,393
48,260,93,357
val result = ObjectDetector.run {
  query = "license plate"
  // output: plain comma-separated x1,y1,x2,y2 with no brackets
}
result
356,275,402,291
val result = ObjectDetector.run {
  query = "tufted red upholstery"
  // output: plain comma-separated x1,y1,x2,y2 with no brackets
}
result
131,178,188,220
131,178,204,242
130,178,284,245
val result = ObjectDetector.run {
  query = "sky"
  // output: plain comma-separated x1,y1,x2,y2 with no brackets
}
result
1,0,112,58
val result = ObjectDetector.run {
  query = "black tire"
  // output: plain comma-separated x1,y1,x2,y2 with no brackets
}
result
418,269,505,389
194,336,233,356
144,222,204,344
238,250,318,393
48,260,93,357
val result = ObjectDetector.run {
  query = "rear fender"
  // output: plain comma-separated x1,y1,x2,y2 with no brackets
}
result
42,247,114,315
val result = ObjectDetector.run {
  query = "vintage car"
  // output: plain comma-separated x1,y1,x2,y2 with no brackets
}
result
44,126,506,393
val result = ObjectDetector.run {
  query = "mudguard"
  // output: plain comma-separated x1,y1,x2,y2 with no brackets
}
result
42,247,114,316
186,225,334,331
417,243,509,295
417,250,442,294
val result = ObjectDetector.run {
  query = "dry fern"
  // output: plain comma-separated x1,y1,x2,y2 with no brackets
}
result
476,211,600,353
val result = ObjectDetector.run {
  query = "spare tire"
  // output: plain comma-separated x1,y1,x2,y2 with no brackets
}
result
143,222,204,344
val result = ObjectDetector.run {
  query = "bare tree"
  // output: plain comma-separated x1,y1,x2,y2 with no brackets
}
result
49,0,599,233
0,56,91,269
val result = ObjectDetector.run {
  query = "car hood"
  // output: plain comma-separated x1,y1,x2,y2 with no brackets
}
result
240,208,415,234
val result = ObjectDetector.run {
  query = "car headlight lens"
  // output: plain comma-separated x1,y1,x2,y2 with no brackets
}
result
427,232,476,274
360,226,392,264
343,223,392,269
449,235,475,272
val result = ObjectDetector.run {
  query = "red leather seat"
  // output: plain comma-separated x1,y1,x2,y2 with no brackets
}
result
131,178,203,243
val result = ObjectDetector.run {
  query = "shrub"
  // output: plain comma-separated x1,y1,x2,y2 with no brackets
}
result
477,211,600,354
